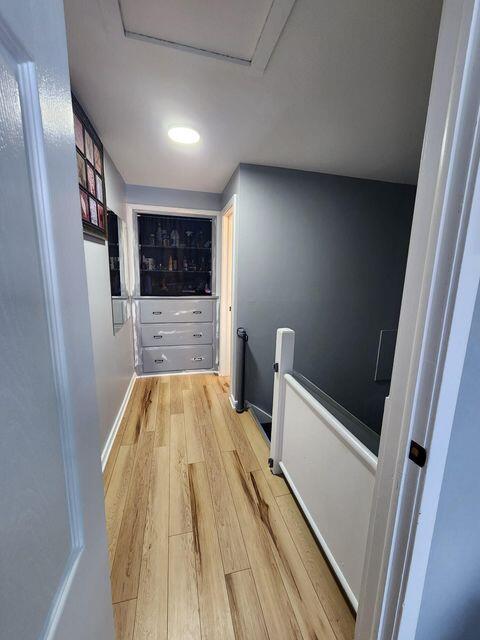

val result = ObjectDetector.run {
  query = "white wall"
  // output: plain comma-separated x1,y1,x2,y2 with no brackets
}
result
84,151,134,451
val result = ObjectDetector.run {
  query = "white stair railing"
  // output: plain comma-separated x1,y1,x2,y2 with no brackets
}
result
270,327,295,475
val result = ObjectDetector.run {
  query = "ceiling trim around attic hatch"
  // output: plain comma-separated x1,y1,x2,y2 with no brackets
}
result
117,0,296,74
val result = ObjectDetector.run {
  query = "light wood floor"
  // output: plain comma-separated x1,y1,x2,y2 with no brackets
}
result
104,373,355,640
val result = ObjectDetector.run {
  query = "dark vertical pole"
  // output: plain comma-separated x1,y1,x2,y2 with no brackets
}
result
236,327,248,413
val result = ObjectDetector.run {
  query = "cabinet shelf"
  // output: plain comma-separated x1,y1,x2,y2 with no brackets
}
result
140,269,211,274
140,244,211,251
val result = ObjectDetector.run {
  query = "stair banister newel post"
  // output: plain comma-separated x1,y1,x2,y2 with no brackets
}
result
270,328,295,475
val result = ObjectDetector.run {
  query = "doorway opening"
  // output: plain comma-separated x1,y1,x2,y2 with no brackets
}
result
219,198,236,399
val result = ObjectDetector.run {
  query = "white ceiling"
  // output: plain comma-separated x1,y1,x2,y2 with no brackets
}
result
64,0,443,192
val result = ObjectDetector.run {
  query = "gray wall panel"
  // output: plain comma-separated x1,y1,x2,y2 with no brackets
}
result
126,184,221,210
229,164,414,432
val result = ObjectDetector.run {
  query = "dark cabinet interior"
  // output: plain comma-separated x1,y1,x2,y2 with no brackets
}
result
138,213,213,297
108,211,121,296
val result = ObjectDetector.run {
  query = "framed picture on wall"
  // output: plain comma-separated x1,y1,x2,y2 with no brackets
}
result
74,114,84,153
72,94,107,241
98,204,105,230
95,173,103,202
87,164,96,196
76,151,86,188
94,144,102,174
85,131,94,164
80,189,89,221
89,196,98,225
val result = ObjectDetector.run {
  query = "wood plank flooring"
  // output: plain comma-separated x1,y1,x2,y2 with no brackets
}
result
105,373,355,640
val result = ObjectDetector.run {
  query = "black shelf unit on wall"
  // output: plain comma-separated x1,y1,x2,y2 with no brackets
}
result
138,213,213,297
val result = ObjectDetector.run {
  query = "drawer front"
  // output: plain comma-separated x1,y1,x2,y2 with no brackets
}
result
141,323,213,347
142,345,213,373
139,299,214,324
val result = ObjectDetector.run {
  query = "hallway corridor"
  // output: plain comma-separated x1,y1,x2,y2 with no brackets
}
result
104,374,354,639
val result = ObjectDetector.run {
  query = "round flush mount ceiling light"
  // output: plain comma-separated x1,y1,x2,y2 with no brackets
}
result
168,126,200,144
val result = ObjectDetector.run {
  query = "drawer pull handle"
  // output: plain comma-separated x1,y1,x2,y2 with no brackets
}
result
152,311,162,315
192,310,202,314
154,359,164,363
192,357,204,362
154,335,163,339
193,333,203,337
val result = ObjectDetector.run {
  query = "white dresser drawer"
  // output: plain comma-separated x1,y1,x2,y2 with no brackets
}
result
139,299,214,324
141,323,213,347
142,345,213,373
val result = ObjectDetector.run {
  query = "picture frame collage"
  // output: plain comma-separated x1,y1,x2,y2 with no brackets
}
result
73,94,107,240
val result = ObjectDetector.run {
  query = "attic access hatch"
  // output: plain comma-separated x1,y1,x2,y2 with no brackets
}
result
117,0,296,73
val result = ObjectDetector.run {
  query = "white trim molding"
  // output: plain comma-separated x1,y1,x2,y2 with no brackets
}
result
101,373,137,470
219,195,240,402
270,328,295,474
246,401,272,425
117,0,296,74
356,2,480,638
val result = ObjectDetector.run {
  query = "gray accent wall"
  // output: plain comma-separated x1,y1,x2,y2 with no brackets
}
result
415,285,480,640
229,164,414,432
126,184,221,211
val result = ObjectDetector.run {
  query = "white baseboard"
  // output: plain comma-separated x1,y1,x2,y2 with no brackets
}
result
247,401,272,424
137,369,217,379
229,394,237,410
101,373,137,471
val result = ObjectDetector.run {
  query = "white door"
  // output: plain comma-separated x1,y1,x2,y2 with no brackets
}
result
0,3,114,639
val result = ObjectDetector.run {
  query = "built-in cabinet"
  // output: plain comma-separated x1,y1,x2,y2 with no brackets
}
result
137,213,213,297
133,211,217,374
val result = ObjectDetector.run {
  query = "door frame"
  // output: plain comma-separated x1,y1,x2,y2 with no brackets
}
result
0,4,115,638
356,1,480,638
219,195,239,406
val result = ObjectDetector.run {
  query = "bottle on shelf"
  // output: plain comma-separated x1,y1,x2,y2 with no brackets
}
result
147,257,155,270
171,228,179,247
138,214,213,296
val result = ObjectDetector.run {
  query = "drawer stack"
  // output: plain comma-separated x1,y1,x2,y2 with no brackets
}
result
139,299,214,373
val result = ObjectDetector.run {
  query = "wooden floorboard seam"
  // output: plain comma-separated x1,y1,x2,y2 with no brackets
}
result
108,441,141,577
275,495,347,640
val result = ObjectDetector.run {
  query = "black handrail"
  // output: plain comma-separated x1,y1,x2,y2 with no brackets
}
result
236,327,248,413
